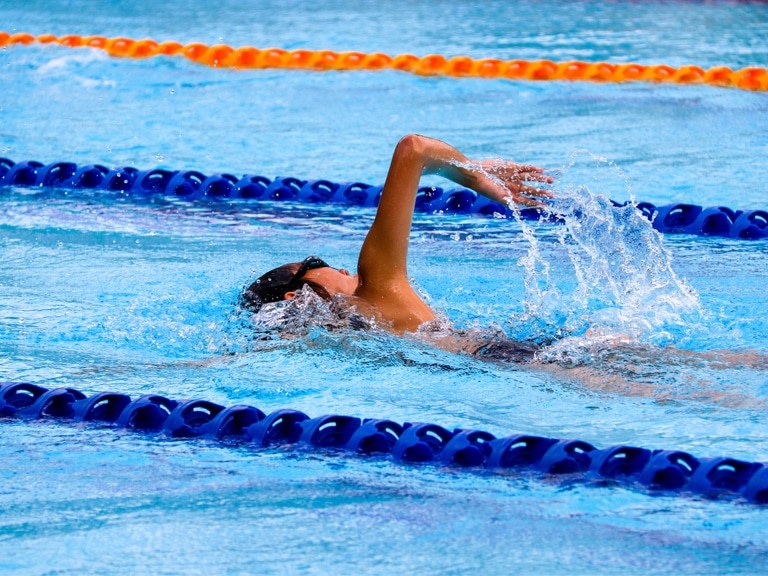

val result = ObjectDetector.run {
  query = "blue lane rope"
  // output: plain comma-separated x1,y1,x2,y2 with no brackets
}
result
1,381,767,505
1,157,766,239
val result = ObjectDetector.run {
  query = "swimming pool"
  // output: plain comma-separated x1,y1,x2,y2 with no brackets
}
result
1,0,768,573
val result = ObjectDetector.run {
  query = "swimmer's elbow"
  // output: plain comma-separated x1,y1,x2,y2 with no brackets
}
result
395,134,451,177
397,133,427,151
394,134,428,163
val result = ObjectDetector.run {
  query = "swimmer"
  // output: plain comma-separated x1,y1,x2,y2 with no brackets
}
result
238,135,765,404
241,134,553,341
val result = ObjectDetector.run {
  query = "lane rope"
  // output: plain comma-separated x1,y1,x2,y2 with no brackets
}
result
1,157,766,239
1,381,766,505
1,31,767,91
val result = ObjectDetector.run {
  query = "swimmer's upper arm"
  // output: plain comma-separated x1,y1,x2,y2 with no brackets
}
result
357,135,429,286
357,135,473,289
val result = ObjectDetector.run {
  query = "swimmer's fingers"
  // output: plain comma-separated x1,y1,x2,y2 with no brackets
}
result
504,182,554,208
481,160,554,184
515,183,554,198
517,170,554,184
472,159,554,207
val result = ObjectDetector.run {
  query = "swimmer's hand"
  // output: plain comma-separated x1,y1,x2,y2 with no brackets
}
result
421,136,553,207
470,160,554,208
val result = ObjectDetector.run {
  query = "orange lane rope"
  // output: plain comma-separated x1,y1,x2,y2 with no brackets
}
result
1,31,767,91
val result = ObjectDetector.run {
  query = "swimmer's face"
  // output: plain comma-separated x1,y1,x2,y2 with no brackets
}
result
284,266,359,300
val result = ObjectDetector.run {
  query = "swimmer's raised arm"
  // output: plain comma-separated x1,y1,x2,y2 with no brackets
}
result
355,134,550,331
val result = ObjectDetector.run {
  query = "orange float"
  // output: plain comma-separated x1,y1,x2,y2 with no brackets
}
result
584,63,618,82
390,53,420,72
284,49,314,68
104,37,135,58
157,41,183,56
1,31,765,91
84,36,108,49
361,52,392,70
672,65,705,84
501,60,532,80
702,66,735,87
444,56,474,76
474,59,504,78
733,67,768,91
527,60,559,81
58,35,84,47
128,39,160,59
616,63,648,81
308,50,341,70
182,42,209,63
258,48,288,68
225,46,260,68
200,44,234,67
339,51,367,69
36,34,59,44
8,32,35,45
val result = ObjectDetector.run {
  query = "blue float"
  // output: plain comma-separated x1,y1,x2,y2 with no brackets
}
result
165,170,206,197
1,157,765,239
234,174,271,198
115,394,178,431
441,429,496,467
198,405,266,439
392,422,454,463
299,414,362,448
587,445,652,481
0,382,49,416
487,434,559,469
38,162,78,187
163,399,226,437
102,166,139,191
344,419,403,454
246,408,309,446
537,439,595,474
1,380,767,506
132,169,177,194
742,466,768,504
638,450,700,490
731,210,768,239
688,457,763,498
73,391,132,423
264,176,305,201
3,160,43,186
18,387,87,419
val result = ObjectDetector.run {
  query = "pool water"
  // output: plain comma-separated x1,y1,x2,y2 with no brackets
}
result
1,1,768,573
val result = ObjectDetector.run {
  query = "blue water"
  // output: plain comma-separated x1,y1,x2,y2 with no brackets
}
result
1,1,768,573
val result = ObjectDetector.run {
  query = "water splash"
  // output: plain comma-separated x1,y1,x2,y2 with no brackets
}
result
503,151,704,348
232,287,376,348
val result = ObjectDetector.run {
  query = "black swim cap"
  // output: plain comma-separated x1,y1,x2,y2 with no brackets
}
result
241,257,332,312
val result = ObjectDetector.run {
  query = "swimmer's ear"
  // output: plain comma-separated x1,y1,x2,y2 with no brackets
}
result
284,291,296,301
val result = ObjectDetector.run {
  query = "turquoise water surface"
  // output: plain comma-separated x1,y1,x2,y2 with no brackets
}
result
1,1,768,574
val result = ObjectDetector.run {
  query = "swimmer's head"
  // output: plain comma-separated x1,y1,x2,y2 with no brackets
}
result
241,256,357,312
